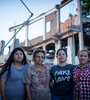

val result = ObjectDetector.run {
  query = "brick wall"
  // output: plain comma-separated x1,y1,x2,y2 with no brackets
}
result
19,36,43,46
30,36,43,45
60,15,79,33
19,15,79,47
45,11,57,39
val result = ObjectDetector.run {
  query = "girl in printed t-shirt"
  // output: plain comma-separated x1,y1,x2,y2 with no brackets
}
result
50,48,75,100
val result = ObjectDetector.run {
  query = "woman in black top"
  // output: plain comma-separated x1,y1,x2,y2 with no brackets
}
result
50,48,75,100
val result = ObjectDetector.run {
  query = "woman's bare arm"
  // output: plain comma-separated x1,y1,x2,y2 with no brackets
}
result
25,83,32,100
0,78,6,100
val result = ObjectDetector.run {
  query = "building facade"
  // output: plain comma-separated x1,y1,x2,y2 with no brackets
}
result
7,0,90,64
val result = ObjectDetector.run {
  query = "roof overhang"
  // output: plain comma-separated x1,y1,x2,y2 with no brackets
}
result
20,37,55,52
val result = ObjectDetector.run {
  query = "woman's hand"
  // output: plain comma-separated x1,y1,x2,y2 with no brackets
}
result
50,79,54,88
0,78,6,100
26,83,32,100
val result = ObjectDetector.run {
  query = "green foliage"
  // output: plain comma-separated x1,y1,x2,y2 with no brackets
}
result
81,0,90,16
69,13,73,18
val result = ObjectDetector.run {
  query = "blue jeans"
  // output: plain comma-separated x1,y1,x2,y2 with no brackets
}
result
0,96,1,100
51,93,73,100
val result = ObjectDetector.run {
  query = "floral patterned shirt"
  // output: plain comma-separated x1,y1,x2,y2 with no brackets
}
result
23,65,51,100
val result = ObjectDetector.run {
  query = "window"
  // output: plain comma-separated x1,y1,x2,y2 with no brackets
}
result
46,21,51,33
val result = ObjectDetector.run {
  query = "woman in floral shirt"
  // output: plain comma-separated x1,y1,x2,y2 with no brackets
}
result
73,49,90,100
23,49,51,100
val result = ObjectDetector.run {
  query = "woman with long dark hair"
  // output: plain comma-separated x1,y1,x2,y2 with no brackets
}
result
0,47,29,100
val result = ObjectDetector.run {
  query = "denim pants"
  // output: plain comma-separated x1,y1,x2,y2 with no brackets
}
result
51,93,73,100
0,96,1,100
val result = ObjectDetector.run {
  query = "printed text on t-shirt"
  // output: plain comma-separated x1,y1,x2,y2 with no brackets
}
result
54,70,71,83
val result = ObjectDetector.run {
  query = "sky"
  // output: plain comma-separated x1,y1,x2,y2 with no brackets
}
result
0,0,77,54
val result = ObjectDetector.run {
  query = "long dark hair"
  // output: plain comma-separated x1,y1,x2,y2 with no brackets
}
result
0,47,27,78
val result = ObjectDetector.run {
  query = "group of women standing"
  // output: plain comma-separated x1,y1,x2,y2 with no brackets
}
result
0,47,90,100
50,49,90,100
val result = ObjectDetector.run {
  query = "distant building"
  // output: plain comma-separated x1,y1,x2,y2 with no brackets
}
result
2,0,90,65
0,40,5,55
0,55,8,69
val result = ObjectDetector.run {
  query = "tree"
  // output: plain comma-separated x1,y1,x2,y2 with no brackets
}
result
81,0,90,16
69,13,73,18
